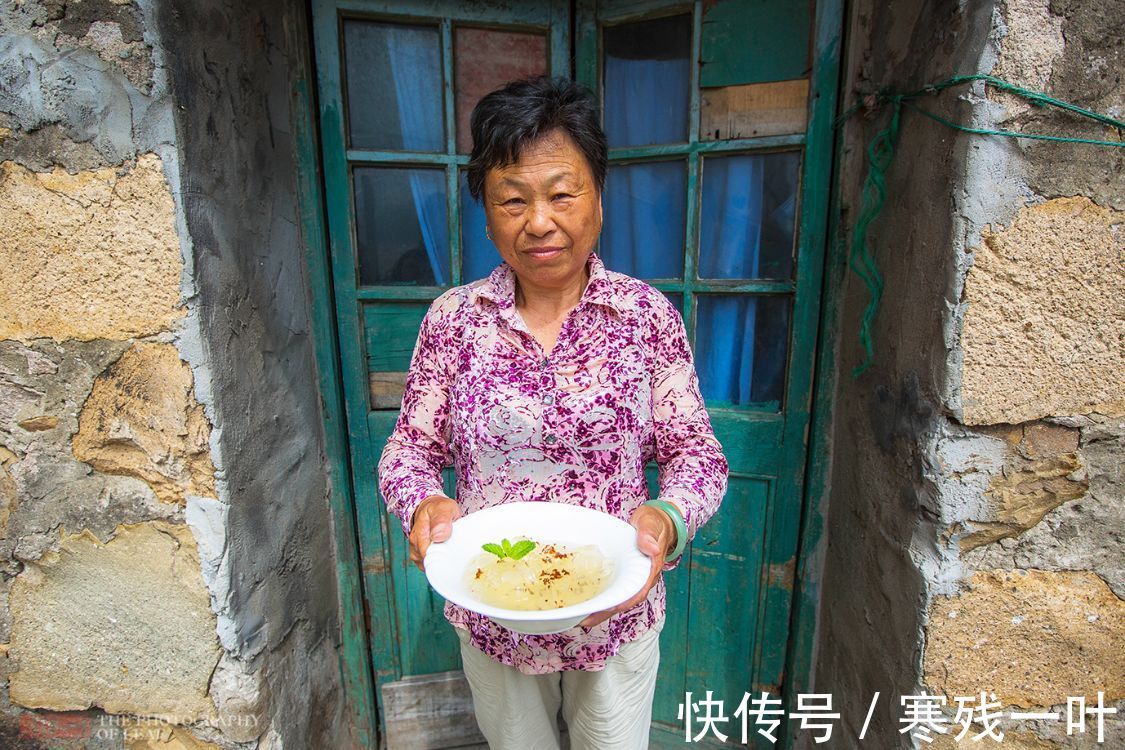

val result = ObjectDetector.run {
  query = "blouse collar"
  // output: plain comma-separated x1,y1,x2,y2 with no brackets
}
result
470,252,625,316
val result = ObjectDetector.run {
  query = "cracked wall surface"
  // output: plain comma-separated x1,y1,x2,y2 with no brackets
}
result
0,0,345,747
926,0,1125,743
73,343,216,505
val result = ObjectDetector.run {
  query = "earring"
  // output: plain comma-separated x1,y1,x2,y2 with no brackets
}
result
485,226,493,241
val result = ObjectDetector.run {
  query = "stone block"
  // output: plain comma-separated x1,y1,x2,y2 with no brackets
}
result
8,522,221,719
992,0,1064,94
1020,422,1079,458
0,444,17,535
961,453,1087,551
929,728,1058,749
207,653,268,743
6,453,174,561
119,719,223,750
16,416,58,432
0,340,128,453
924,569,1124,707
960,198,1124,425
73,343,216,505
963,416,1125,599
0,154,183,341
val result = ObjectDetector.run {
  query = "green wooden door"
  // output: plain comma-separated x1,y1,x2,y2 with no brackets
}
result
312,0,839,745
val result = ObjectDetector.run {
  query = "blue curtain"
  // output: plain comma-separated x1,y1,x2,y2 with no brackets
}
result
698,156,766,405
460,178,501,283
387,30,448,285
601,55,689,278
604,54,773,406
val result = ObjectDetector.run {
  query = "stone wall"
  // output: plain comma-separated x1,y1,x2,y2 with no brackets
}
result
814,0,1122,747
0,1,346,748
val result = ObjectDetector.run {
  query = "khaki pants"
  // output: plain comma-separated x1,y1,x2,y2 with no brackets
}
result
456,622,663,750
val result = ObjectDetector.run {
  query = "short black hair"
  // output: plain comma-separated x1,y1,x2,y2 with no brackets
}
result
466,76,607,201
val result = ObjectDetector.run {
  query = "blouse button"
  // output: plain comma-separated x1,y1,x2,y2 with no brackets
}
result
540,357,550,368
542,393,555,405
544,433,558,445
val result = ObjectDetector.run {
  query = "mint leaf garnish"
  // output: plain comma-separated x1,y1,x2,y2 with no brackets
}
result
509,540,537,560
482,538,537,560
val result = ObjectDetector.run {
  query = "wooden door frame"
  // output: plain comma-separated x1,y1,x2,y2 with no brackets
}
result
293,0,844,746
293,10,379,746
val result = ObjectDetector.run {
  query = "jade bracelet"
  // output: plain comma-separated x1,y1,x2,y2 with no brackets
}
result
643,499,688,562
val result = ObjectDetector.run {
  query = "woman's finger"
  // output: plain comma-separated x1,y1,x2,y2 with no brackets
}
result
408,497,461,571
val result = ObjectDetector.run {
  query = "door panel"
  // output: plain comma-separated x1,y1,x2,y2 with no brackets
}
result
314,0,838,743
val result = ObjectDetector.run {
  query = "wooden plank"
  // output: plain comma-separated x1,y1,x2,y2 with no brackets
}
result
684,477,769,694
363,302,429,372
301,3,379,747
382,670,485,750
700,79,809,141
780,2,845,747
312,0,403,719
700,0,811,88
369,371,407,410
333,0,554,25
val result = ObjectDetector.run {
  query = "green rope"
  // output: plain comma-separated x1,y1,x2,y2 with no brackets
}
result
839,74,1124,378
848,100,900,377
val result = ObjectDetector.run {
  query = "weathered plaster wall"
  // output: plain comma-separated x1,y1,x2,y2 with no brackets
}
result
0,1,346,747
811,1,996,746
921,0,1124,745
151,0,349,747
814,0,1123,747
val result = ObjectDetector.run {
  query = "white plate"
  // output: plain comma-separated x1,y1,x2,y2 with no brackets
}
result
424,502,652,635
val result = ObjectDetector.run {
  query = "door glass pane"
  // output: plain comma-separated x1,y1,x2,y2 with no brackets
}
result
354,167,449,286
460,173,501,282
601,161,686,279
695,295,790,409
344,20,444,152
603,14,691,147
454,27,549,154
699,152,800,280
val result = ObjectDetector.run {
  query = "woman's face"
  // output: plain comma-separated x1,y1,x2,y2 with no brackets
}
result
483,128,603,293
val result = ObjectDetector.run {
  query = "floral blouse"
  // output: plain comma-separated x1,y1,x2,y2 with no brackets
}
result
378,252,728,674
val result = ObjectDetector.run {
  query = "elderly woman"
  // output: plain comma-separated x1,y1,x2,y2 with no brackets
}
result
378,76,727,749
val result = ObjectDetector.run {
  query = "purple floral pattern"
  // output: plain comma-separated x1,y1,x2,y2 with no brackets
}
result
378,252,728,674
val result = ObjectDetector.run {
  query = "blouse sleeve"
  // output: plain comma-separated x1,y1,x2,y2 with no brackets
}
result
645,293,729,566
377,299,455,535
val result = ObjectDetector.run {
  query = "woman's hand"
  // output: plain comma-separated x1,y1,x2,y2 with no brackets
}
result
408,495,461,571
578,504,676,629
